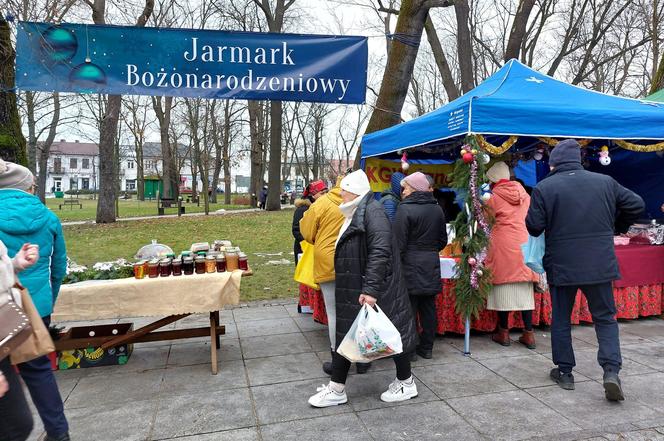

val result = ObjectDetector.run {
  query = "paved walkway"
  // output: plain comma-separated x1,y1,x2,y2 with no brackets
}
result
29,300,664,440
60,208,269,227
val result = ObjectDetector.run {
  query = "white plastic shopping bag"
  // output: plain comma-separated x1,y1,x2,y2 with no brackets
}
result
337,304,403,363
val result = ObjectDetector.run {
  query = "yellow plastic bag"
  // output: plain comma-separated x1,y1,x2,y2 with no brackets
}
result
294,241,319,290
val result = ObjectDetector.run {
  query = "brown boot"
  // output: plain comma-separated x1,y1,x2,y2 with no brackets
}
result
518,330,536,350
491,327,510,346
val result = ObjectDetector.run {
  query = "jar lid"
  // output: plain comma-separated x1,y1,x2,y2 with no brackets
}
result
183,256,194,262
195,256,205,261
159,258,171,264
135,260,146,265
148,259,159,264
172,258,182,264
206,255,216,260
216,255,226,261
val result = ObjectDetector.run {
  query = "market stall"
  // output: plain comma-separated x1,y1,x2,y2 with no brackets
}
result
302,60,664,350
53,241,251,374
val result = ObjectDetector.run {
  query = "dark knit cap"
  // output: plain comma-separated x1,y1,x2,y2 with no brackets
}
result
549,139,581,167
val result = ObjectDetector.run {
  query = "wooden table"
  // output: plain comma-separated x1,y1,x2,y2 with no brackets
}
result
53,270,251,374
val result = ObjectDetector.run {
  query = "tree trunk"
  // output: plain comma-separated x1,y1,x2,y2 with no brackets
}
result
424,15,460,101
504,0,536,62
651,53,664,95
266,100,282,211
353,0,431,168
0,18,27,166
455,0,475,94
37,93,60,202
96,95,121,223
136,141,145,200
153,96,175,199
222,103,232,205
25,92,37,173
248,100,265,208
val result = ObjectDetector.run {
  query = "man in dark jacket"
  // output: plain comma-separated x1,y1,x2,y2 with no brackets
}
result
526,139,644,401
394,172,447,360
379,172,405,223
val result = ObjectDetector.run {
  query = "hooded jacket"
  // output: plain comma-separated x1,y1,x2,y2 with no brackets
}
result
300,181,344,283
379,172,404,223
0,189,67,317
292,197,312,265
394,191,447,295
485,181,539,285
526,163,644,286
334,192,417,353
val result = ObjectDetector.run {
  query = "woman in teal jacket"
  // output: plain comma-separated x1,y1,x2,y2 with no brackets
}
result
0,158,70,441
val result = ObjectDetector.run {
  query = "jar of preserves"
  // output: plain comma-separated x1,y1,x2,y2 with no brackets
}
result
172,258,182,276
195,256,206,274
147,259,160,278
225,249,239,271
182,256,194,275
215,255,226,272
159,259,172,277
133,261,146,279
238,252,249,271
205,255,216,273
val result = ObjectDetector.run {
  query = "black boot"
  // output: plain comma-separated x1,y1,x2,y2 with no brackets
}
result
45,434,70,441
550,368,575,390
603,369,625,401
322,350,333,375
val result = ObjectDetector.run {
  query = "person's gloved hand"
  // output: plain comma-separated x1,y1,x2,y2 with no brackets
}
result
14,243,39,271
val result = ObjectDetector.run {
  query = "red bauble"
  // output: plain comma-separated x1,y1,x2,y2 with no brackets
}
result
462,152,474,164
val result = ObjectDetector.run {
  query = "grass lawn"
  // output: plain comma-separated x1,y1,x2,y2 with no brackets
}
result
47,197,249,222
63,210,298,302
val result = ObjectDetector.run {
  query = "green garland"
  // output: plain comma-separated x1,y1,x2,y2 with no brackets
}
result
450,136,494,319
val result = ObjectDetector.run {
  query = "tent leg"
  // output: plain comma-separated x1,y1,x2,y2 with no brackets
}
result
463,316,471,356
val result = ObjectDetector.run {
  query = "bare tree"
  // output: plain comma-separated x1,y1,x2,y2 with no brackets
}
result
122,96,153,200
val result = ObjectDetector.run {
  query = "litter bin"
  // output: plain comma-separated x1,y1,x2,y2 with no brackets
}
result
55,191,64,198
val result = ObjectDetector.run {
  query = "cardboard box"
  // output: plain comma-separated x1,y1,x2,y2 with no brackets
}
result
57,323,133,370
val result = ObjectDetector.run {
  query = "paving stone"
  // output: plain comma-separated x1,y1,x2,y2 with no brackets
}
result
65,368,164,409
345,369,439,412
233,305,291,322
245,352,324,386
409,340,471,367
527,381,663,430
303,330,333,352
260,413,372,441
567,348,656,380
621,342,664,371
56,377,79,400
447,389,581,440
480,353,578,388
451,334,535,359
603,430,664,441
161,360,248,397
168,340,240,366
165,428,260,440
413,360,516,399
241,332,312,359
619,372,664,411
152,388,255,439
358,400,484,441
251,378,353,425
236,317,300,338
620,318,664,343
292,315,328,332
65,399,157,441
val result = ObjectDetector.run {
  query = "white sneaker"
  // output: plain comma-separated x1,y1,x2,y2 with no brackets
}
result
380,377,418,403
308,383,348,408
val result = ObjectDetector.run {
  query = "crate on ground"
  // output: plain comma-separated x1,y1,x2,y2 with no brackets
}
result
56,323,133,370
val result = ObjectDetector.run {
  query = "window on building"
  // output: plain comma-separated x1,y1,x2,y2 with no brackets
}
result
70,158,78,169
53,157,62,173
69,178,78,191
81,178,90,190
53,178,62,192
127,161,135,169
82,158,90,169
145,160,156,170
126,179,136,191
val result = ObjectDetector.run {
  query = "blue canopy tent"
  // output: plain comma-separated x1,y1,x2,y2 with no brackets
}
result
362,60,664,353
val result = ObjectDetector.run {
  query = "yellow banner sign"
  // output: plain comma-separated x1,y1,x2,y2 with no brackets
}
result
364,158,454,193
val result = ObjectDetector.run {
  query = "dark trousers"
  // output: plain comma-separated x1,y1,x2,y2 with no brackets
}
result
410,295,436,352
331,352,411,384
17,316,68,438
551,283,622,374
0,357,34,441
498,310,533,331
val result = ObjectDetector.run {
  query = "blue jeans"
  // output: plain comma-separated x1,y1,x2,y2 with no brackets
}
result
17,316,69,438
0,357,34,441
551,283,622,374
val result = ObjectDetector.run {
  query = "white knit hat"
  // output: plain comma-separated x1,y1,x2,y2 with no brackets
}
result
0,158,34,192
340,170,371,196
486,161,510,183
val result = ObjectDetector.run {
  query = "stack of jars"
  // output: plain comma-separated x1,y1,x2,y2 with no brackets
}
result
133,246,249,279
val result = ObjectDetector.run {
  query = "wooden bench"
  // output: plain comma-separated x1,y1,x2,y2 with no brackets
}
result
59,199,82,210
158,197,185,216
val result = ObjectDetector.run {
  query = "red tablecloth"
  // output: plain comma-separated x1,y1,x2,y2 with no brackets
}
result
301,281,664,333
615,244,664,288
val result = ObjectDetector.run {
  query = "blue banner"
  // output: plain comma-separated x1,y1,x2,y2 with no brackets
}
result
16,22,368,104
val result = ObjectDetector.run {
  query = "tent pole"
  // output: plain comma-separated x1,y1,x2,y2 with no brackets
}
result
463,316,471,356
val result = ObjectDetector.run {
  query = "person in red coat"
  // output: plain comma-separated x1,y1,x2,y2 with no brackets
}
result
484,162,539,349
